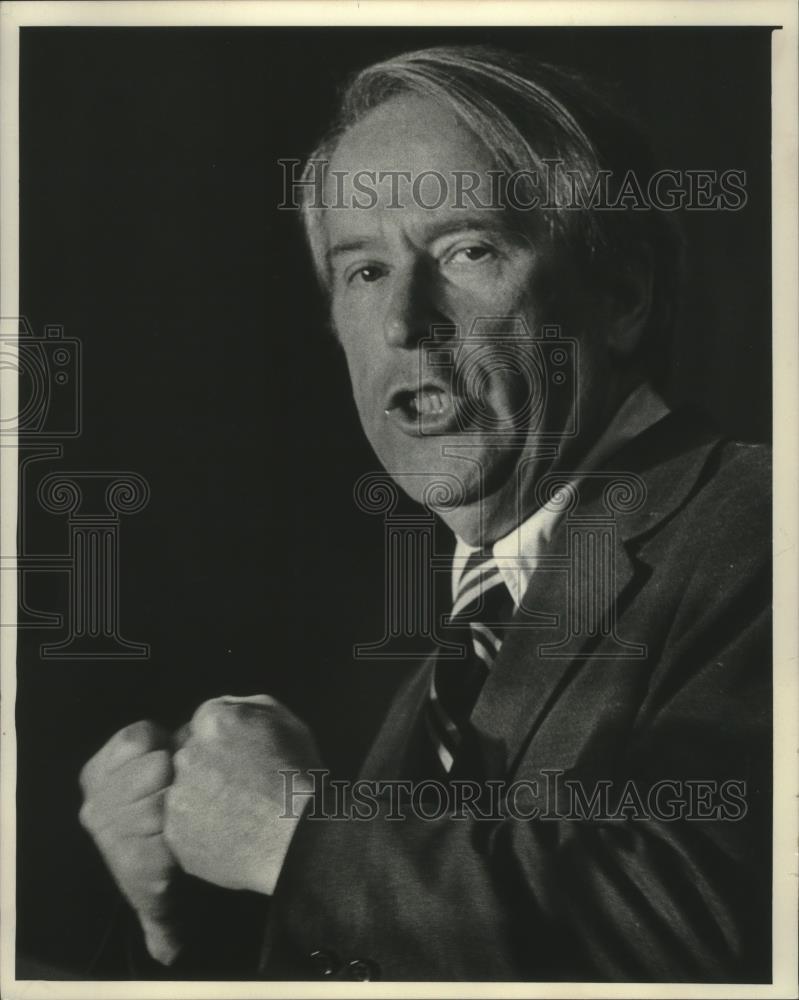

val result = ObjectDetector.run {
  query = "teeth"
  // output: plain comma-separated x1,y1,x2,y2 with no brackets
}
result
409,390,446,416
385,388,450,420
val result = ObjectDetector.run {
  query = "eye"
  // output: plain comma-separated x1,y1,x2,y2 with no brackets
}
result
447,245,494,265
348,264,386,285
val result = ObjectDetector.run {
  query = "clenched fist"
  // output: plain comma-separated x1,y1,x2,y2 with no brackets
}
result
163,695,322,896
79,720,183,965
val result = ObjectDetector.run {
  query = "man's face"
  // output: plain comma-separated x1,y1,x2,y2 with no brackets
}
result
323,95,606,543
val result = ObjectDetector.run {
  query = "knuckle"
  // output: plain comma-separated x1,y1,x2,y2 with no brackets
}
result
120,719,165,752
192,694,276,732
78,760,94,793
224,694,278,710
81,719,169,791
192,697,225,721
78,800,95,831
190,699,225,738
140,749,174,787
80,741,115,790
224,703,250,726
226,695,279,722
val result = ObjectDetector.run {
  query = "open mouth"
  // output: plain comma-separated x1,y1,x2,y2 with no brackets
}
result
384,383,462,434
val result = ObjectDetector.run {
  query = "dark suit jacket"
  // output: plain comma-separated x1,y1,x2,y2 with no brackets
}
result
262,411,772,982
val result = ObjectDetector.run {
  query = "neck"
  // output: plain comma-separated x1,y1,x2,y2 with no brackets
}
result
439,375,648,547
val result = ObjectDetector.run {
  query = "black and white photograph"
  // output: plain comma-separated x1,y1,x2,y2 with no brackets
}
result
1,1,796,995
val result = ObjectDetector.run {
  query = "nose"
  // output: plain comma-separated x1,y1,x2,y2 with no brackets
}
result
382,262,446,349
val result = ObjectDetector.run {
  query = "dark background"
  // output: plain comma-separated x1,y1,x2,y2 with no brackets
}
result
17,26,772,976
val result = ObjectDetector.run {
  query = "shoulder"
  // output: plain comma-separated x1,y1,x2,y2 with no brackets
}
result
690,439,771,539
614,417,771,586
620,408,770,541
647,436,771,602
710,438,771,492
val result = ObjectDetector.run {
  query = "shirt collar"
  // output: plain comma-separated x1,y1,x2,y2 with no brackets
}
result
452,383,671,607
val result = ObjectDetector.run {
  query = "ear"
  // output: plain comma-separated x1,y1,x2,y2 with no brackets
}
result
602,251,654,359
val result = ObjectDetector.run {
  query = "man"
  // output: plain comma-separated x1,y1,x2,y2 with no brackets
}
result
79,46,771,982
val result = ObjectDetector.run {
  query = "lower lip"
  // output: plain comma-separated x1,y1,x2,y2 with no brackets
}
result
385,396,464,436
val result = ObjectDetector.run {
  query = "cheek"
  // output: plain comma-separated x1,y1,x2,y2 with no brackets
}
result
347,368,373,424
464,263,539,314
332,312,368,389
335,338,384,439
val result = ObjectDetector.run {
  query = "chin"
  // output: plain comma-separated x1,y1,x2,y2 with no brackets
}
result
374,431,521,524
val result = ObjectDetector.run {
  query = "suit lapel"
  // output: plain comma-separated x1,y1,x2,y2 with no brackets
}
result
358,656,435,781
469,412,724,778
468,525,638,778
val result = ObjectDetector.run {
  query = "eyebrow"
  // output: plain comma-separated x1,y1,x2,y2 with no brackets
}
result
327,239,371,261
326,214,512,264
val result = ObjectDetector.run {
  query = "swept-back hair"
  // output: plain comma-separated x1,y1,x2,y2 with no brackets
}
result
300,45,683,386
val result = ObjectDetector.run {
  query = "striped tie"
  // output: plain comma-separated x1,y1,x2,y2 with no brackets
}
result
427,548,514,774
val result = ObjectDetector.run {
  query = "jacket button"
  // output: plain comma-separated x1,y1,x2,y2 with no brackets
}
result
309,948,341,977
347,957,380,981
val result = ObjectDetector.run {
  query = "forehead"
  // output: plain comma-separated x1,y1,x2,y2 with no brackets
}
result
329,93,493,179
321,94,505,250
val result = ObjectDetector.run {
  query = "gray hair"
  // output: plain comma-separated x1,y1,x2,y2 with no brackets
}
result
300,45,683,386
